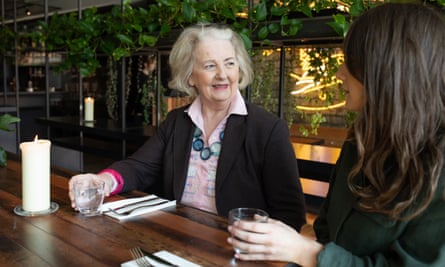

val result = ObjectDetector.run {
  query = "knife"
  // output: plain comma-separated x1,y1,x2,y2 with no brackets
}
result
106,197,160,211
141,249,179,267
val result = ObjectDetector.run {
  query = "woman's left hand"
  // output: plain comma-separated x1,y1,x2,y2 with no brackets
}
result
227,218,322,266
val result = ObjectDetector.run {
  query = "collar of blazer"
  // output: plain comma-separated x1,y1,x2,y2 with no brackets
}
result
172,111,247,195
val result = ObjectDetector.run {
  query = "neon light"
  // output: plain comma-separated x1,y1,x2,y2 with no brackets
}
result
296,101,346,111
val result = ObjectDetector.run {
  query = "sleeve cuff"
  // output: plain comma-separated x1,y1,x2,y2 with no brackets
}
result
317,242,353,267
99,169,124,195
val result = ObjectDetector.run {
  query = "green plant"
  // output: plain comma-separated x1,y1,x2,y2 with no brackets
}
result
0,114,20,167
14,0,445,79
251,48,280,113
31,0,337,76
18,0,445,133
105,56,118,120
0,26,15,57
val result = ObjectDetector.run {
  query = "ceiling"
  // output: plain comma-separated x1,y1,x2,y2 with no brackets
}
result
1,0,124,22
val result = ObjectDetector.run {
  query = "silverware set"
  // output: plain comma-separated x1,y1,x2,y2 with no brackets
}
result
130,247,153,267
107,200,169,216
129,247,178,267
104,197,169,216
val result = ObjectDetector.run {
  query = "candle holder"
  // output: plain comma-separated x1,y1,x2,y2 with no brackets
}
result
14,202,59,217
83,121,95,127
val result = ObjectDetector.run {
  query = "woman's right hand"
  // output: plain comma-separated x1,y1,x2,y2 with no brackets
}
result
227,218,323,266
68,172,115,209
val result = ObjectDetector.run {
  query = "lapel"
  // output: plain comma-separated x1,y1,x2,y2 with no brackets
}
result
327,143,358,241
329,177,355,241
172,112,194,197
215,114,247,191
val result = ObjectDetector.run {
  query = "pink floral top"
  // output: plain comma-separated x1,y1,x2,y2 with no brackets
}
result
181,91,247,213
106,91,247,214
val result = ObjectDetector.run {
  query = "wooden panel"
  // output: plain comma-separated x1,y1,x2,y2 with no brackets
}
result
293,143,340,164
293,143,339,214
300,178,329,198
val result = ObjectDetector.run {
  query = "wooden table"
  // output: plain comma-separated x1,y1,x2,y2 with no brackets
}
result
0,159,291,267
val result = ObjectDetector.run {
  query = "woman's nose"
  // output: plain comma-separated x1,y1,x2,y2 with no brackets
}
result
216,66,228,79
336,64,346,81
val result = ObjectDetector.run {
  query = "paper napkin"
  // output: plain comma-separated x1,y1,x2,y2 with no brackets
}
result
121,250,202,267
101,195,176,220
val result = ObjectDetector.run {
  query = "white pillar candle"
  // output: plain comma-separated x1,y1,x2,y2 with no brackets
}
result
84,97,94,121
20,136,51,212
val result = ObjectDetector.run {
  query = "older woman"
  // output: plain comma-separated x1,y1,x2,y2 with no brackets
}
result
69,23,307,231
228,3,445,266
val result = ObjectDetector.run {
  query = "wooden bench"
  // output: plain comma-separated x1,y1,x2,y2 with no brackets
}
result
293,143,341,214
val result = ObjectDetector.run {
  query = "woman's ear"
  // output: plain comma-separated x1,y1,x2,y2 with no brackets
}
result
188,77,195,87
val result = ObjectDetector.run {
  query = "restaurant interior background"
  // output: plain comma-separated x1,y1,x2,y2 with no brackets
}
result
0,0,355,172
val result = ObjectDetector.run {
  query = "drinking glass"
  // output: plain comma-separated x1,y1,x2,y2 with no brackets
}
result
228,207,269,254
73,178,105,216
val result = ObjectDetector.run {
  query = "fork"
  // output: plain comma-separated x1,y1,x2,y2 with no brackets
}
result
130,247,153,267
107,200,169,216
130,247,179,266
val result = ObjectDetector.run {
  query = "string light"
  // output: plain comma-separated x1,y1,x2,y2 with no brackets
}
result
296,102,346,111
288,48,345,111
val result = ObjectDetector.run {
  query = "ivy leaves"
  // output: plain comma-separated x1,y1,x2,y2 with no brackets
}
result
256,1,302,41
19,0,429,77
26,0,317,76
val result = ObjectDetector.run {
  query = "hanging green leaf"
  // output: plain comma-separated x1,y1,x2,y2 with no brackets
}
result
258,25,269,40
327,14,349,37
349,0,365,17
288,19,302,36
0,114,20,167
298,6,313,17
254,1,267,21
138,35,158,47
0,114,20,132
270,5,286,17
239,32,252,51
268,23,280,34
182,2,196,22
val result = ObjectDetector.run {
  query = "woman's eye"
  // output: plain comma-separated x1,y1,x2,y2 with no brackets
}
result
204,64,215,70
226,61,236,68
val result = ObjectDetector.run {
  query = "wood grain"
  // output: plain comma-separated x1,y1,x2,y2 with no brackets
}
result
0,160,290,267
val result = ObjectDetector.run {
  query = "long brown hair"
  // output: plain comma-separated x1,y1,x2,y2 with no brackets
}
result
344,3,445,220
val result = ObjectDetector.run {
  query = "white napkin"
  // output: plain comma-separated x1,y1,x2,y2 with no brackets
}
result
121,250,202,267
100,195,176,220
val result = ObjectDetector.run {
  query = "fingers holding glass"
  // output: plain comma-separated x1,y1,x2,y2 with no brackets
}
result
228,208,268,254
72,176,105,216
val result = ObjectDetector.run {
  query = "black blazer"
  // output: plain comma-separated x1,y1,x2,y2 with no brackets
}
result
109,103,306,230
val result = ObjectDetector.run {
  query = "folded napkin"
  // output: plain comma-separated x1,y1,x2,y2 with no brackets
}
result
101,195,176,220
121,250,201,267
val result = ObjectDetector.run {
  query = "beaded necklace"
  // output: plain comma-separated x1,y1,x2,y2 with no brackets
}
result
192,127,224,160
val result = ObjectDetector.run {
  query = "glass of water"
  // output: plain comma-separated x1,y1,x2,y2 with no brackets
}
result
228,207,269,254
73,178,105,216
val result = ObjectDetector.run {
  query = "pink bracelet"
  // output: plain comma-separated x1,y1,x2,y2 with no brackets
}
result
99,169,124,195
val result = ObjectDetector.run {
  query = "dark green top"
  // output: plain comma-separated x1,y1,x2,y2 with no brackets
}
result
314,141,445,267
